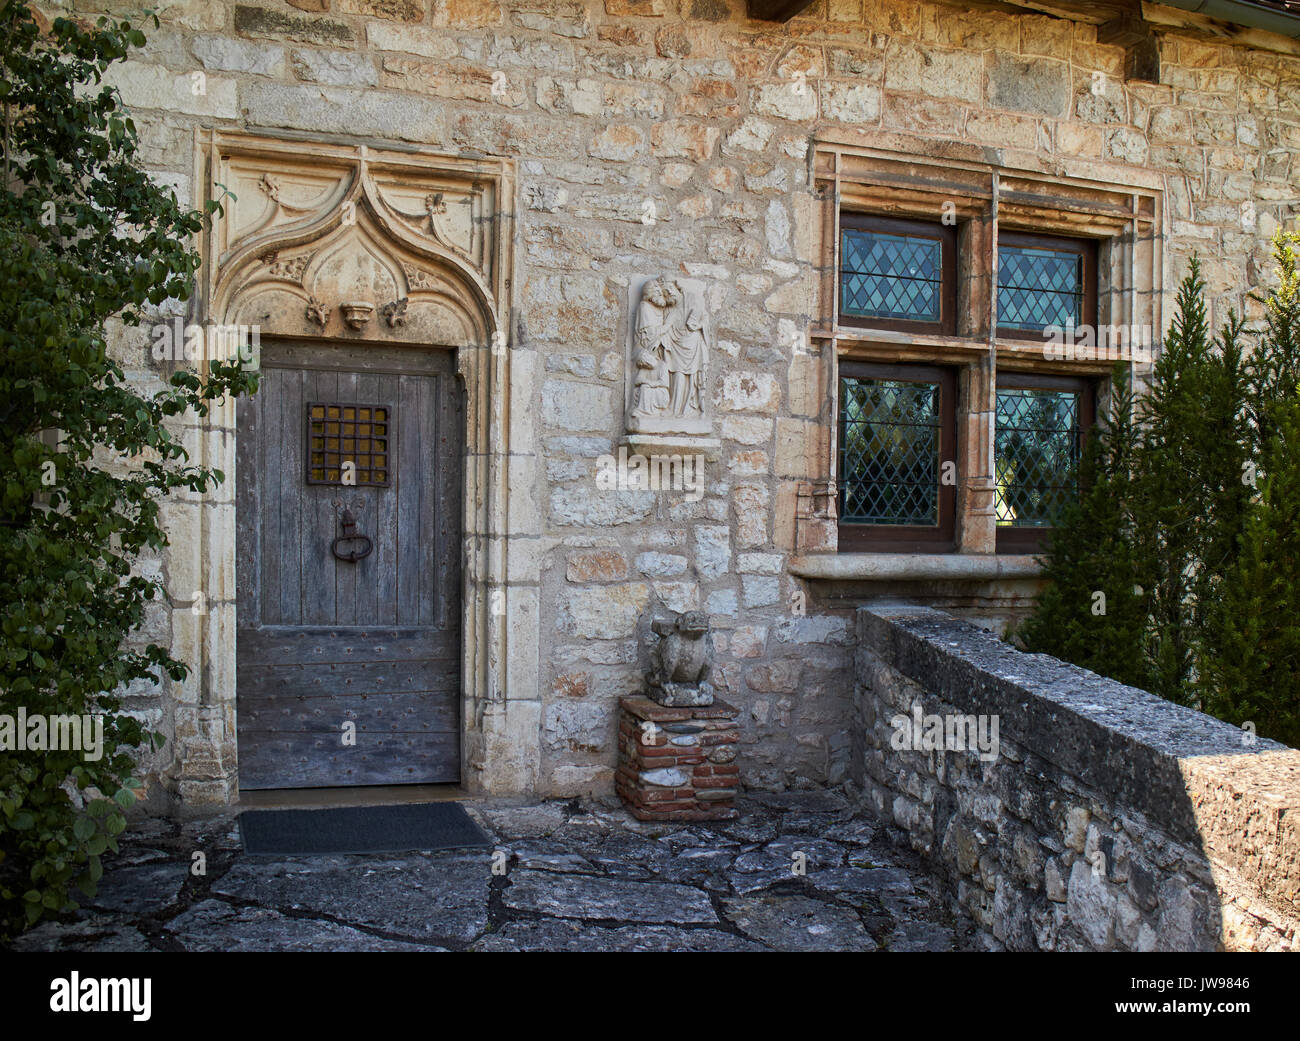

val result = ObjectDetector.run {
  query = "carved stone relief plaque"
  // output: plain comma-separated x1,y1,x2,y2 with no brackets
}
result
624,275,718,453
205,136,504,351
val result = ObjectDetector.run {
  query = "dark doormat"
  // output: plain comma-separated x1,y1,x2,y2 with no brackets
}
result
239,802,490,856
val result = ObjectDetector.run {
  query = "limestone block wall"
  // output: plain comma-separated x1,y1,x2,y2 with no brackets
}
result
853,605,1300,951
66,0,1300,803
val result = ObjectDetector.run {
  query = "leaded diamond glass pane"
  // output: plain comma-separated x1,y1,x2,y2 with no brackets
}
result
995,388,1079,527
839,377,940,525
998,245,1083,332
840,229,942,323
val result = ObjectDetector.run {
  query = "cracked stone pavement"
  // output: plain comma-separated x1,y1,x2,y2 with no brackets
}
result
7,789,973,952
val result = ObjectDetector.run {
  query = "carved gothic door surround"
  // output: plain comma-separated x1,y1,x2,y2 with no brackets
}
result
190,133,521,798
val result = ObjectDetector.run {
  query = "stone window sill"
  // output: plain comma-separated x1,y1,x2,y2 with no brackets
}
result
788,553,1043,582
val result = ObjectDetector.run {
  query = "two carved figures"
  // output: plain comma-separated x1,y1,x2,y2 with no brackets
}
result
629,276,710,432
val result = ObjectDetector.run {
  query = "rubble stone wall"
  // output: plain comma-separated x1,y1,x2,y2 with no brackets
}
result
853,605,1300,951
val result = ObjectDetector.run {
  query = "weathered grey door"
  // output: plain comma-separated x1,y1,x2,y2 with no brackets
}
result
236,341,462,789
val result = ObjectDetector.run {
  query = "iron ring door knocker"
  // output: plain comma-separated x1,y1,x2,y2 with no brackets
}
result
331,506,373,562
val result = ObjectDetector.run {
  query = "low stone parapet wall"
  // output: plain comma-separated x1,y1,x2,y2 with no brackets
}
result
853,605,1300,951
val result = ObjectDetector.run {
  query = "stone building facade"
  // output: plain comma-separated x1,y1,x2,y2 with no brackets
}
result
78,0,1300,811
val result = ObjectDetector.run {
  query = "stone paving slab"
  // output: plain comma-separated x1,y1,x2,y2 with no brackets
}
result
10,918,155,954
722,893,879,952
211,854,490,944
85,862,191,915
163,901,442,952
5,791,973,953
502,870,719,924
470,919,768,953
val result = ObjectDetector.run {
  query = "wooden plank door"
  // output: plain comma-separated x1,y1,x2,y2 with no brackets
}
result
235,341,462,789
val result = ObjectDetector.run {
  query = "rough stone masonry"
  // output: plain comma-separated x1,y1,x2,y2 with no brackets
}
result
78,0,1300,809
854,606,1300,952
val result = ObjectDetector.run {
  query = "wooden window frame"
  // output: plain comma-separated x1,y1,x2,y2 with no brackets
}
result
993,371,1097,554
838,213,958,336
996,231,1098,342
837,360,958,553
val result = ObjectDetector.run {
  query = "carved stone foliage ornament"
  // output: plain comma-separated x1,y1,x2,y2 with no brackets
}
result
626,275,713,441
306,296,330,328
381,298,409,328
261,250,311,283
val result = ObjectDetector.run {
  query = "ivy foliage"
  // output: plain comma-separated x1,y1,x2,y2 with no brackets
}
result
0,1,255,937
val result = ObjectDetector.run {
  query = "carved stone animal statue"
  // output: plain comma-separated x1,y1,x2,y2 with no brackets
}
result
646,610,714,707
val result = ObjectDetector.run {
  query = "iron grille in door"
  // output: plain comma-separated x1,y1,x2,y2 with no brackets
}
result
306,402,392,486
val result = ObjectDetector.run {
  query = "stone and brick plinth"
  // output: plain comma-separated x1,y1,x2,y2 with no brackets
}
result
616,696,740,821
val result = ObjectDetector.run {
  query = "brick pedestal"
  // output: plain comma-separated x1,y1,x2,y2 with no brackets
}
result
616,696,740,821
